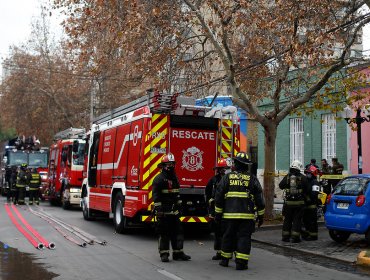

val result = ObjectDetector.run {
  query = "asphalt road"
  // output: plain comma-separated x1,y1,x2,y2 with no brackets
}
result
0,198,369,280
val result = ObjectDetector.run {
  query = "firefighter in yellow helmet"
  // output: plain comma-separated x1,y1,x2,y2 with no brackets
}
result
205,158,231,260
15,163,30,205
29,168,41,205
152,153,191,262
215,152,265,270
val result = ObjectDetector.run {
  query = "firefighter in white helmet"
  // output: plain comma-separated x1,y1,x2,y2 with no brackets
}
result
279,160,310,243
152,153,191,262
205,158,231,260
215,152,265,270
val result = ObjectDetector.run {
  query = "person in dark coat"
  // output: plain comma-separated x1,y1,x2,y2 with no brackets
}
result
215,152,265,270
205,158,231,260
152,153,191,263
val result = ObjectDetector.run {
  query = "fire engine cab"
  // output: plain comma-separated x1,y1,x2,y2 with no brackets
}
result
81,90,240,233
48,128,86,209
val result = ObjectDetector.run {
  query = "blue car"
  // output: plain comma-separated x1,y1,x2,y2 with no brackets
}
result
325,174,370,244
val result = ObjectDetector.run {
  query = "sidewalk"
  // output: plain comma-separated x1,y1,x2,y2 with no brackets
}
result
252,223,368,263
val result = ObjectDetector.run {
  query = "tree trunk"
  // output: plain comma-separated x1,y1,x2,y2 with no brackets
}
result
262,122,277,219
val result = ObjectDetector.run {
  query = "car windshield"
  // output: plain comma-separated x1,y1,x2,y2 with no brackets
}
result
333,178,369,196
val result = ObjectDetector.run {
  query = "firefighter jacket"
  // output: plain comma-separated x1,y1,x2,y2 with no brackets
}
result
152,170,182,215
279,169,310,206
29,172,41,190
16,169,29,188
205,174,223,216
214,171,265,220
306,176,320,207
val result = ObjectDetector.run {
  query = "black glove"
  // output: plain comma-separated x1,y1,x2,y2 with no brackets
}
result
256,215,264,228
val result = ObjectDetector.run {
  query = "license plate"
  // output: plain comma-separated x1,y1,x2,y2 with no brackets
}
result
337,203,349,209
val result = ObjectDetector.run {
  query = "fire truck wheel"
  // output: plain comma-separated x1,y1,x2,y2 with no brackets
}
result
82,196,94,221
61,188,71,210
113,193,127,234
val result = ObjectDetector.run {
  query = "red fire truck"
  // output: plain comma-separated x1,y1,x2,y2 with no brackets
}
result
81,90,240,233
48,128,86,209
1,136,49,198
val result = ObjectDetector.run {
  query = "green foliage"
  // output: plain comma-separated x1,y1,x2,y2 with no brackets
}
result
0,126,17,142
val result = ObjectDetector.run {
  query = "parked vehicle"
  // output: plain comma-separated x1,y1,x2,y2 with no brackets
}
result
81,90,240,233
0,136,48,197
48,128,86,209
325,174,370,244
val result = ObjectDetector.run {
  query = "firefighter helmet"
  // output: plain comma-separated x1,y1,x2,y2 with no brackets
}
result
214,158,231,169
305,165,319,177
20,163,28,168
233,152,251,165
158,153,176,167
290,160,303,171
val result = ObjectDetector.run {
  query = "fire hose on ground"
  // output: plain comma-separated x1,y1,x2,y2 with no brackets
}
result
4,204,44,250
11,204,55,249
27,207,88,247
34,206,107,246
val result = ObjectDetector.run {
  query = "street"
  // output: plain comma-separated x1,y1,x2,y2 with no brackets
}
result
0,197,369,280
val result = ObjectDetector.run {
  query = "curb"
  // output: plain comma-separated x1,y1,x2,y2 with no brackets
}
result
357,251,370,266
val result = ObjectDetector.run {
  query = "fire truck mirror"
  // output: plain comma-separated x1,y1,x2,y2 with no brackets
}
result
72,140,79,153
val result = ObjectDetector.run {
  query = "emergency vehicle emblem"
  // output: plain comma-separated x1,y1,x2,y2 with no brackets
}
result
181,146,204,171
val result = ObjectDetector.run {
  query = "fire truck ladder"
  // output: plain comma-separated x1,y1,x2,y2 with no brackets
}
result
93,89,180,125
54,128,86,140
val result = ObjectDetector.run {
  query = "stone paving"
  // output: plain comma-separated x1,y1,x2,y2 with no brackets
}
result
252,223,369,263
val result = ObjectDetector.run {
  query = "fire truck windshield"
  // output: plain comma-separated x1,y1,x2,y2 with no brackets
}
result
7,151,27,166
73,143,85,166
29,153,48,168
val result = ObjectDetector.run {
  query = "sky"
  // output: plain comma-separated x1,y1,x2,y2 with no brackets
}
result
1,1,370,78
0,0,63,77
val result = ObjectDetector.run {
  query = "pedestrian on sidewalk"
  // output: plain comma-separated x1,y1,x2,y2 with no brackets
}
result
205,158,231,260
215,152,265,270
279,160,310,243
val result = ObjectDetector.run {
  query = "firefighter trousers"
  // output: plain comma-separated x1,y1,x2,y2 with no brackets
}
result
282,205,304,240
221,219,254,263
210,219,223,251
29,188,40,205
156,215,184,256
15,187,26,205
302,206,318,239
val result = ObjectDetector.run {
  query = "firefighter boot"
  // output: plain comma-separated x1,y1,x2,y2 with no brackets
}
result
219,257,229,267
173,252,191,261
235,259,248,270
160,253,169,262
212,252,222,260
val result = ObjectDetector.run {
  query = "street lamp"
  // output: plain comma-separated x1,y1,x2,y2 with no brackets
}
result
342,105,370,174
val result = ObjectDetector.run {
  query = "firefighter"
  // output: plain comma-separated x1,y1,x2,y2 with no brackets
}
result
7,166,18,203
205,158,231,260
215,152,265,270
152,153,191,263
302,165,320,241
15,163,30,205
279,160,310,243
29,168,41,205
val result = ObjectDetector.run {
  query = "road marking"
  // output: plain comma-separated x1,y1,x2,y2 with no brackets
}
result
157,269,184,280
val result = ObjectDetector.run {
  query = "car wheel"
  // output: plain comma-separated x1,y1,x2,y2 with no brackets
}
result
113,192,127,234
329,229,351,243
61,188,71,210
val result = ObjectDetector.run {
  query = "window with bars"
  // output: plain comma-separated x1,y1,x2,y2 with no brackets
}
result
290,118,304,165
322,114,336,162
